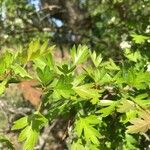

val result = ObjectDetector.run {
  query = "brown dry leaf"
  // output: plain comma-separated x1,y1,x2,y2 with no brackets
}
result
18,80,42,108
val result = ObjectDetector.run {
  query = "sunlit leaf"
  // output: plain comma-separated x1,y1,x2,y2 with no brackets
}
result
75,115,100,145
71,45,89,65
127,111,150,133
73,84,100,104
131,34,149,44
11,64,32,78
12,116,28,130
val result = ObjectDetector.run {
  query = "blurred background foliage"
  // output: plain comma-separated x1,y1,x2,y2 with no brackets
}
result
0,0,149,58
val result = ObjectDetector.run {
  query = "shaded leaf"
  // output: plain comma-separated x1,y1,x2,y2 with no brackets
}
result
0,135,14,149
97,101,117,117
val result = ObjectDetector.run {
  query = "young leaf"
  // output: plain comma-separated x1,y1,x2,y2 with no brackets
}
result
11,64,32,78
26,40,55,62
27,40,40,61
12,112,48,150
124,49,142,62
131,34,149,44
57,64,76,75
22,127,39,150
85,67,112,84
36,66,54,85
0,79,7,95
71,139,85,150
0,51,14,75
105,59,120,70
71,45,89,65
75,115,100,145
18,126,31,142
117,100,135,113
73,84,100,104
12,116,28,130
90,51,102,67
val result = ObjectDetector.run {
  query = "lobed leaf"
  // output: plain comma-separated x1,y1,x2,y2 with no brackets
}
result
127,111,150,133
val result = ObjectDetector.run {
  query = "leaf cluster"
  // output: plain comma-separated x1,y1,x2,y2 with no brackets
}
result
0,37,150,149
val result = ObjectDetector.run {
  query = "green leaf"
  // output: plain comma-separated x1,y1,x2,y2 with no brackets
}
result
97,101,117,117
33,57,47,70
40,39,48,54
31,112,48,128
0,135,14,149
11,64,32,78
131,34,149,44
12,116,28,130
43,45,55,55
72,74,86,87
12,112,48,150
90,51,102,67
0,51,14,75
26,40,55,62
3,51,14,68
71,45,89,65
18,126,31,142
133,93,150,107
22,127,39,150
75,115,100,145
117,100,135,113
73,84,100,104
105,59,120,70
120,110,137,124
0,59,6,75
121,68,150,89
124,49,142,62
85,67,112,84
0,79,7,95
43,53,55,69
88,144,99,150
36,66,54,85
123,133,139,150
54,74,74,98
98,100,114,106
71,139,85,150
57,64,76,75
27,39,40,61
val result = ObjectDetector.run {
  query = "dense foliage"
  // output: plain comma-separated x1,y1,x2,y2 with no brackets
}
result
0,34,150,149
0,0,150,149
